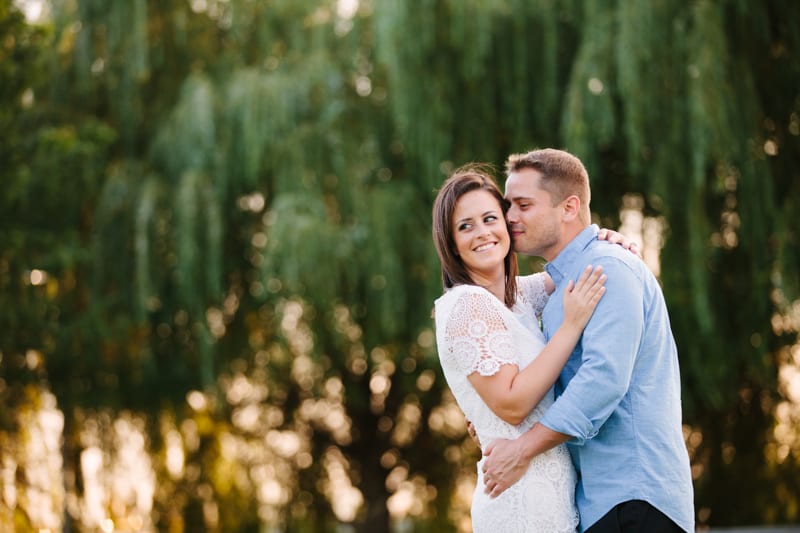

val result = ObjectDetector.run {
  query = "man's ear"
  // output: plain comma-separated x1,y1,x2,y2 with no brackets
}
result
562,195,581,222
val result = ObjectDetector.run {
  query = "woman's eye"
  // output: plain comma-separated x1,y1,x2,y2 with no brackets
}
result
485,215,498,223
458,223,471,231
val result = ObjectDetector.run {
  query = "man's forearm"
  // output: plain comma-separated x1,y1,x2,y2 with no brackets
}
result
519,422,571,460
481,422,573,498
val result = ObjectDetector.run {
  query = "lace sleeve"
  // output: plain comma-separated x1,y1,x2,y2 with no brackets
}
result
518,273,550,318
442,289,519,377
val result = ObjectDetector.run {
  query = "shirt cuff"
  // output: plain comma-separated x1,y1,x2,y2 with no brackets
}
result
540,402,598,446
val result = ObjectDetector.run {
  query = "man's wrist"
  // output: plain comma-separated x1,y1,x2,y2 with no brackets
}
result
521,422,570,460
518,425,542,461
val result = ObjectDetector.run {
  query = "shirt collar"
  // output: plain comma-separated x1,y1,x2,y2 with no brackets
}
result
544,224,599,284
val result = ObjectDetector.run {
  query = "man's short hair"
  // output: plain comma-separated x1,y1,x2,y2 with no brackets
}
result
505,148,591,213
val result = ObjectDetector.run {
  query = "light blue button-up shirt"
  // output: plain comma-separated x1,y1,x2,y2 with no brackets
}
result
539,225,695,532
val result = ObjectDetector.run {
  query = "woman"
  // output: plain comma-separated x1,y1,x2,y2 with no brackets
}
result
432,165,620,532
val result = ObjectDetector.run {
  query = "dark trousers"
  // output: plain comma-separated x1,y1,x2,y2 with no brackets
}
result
585,500,685,533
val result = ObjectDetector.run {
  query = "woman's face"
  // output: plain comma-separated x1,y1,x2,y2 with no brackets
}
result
451,189,511,284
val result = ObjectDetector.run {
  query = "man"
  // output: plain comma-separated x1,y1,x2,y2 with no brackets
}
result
481,148,694,532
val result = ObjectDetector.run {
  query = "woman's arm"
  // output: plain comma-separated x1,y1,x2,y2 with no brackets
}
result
468,265,605,425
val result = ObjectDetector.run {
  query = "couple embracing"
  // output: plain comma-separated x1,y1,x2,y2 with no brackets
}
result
431,148,694,532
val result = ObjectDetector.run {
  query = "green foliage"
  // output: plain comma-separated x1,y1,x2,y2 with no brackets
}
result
1,0,799,530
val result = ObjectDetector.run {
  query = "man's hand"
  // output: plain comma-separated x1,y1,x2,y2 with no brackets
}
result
481,438,531,498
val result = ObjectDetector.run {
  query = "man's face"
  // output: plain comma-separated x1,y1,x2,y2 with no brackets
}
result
504,168,563,260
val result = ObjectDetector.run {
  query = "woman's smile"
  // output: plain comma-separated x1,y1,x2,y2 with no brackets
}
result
474,241,498,252
451,189,511,288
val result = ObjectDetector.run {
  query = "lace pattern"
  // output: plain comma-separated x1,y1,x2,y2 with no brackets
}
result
517,273,549,318
434,273,578,532
445,290,519,377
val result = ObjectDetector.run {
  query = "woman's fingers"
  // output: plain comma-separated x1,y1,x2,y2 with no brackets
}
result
590,282,606,302
574,265,594,288
574,265,604,297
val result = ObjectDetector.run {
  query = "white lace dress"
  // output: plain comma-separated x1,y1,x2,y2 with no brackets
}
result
434,273,579,533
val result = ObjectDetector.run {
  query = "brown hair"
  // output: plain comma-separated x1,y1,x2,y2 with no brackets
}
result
432,164,518,307
505,148,591,223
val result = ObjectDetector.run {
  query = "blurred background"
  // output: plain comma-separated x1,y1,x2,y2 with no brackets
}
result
1,0,799,531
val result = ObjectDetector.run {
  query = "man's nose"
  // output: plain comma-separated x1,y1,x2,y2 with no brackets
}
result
505,205,518,223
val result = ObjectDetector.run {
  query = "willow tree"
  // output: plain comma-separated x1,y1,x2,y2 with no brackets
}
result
10,0,461,531
375,0,800,527
4,0,800,531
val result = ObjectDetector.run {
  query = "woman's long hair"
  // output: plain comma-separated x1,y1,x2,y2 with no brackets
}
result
432,164,518,307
